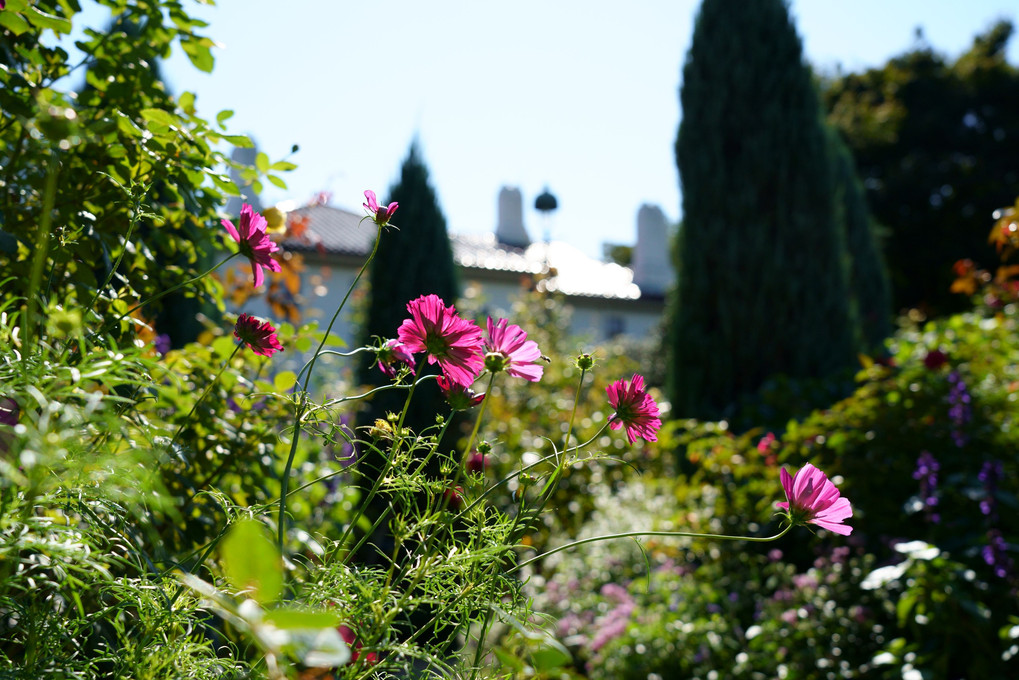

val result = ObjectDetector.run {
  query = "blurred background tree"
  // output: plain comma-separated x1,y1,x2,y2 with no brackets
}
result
828,127,894,354
666,0,858,423
823,20,1019,317
357,141,460,437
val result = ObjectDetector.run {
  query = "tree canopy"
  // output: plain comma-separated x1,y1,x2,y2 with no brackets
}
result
823,21,1019,315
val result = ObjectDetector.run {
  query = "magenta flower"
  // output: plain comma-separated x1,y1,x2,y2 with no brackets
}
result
233,314,284,357
222,203,282,288
376,339,416,379
363,190,398,227
483,317,544,382
606,374,662,444
397,295,484,386
437,375,485,411
466,451,488,474
777,463,853,536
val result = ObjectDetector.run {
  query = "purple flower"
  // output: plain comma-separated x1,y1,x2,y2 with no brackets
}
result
979,459,1003,518
777,463,853,535
913,451,940,524
154,333,172,357
947,371,972,447
983,529,1015,580
222,203,282,288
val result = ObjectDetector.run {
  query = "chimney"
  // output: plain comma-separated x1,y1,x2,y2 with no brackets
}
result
632,204,673,296
496,186,530,247
226,144,264,215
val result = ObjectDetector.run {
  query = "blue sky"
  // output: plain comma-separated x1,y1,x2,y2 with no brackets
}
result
72,1,1019,258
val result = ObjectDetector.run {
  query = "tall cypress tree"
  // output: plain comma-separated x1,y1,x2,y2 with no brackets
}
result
358,142,460,433
361,142,459,349
666,0,856,421
829,127,893,353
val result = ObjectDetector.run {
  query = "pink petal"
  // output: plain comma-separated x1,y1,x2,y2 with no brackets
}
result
252,261,264,288
222,218,240,243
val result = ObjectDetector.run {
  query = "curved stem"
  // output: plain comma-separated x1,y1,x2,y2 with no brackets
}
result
560,366,587,459
460,372,498,464
511,523,794,574
99,252,238,338
169,344,242,450
277,219,383,552
86,182,147,317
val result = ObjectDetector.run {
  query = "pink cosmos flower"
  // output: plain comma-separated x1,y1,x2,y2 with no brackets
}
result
437,375,485,410
222,203,281,288
466,451,488,474
233,314,284,357
363,190,398,227
337,625,378,666
776,463,853,536
483,317,544,382
397,295,484,386
376,339,416,379
606,374,662,444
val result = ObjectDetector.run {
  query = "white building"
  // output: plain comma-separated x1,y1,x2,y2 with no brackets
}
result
235,187,674,351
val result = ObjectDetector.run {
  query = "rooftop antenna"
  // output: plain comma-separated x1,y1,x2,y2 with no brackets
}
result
534,187,558,273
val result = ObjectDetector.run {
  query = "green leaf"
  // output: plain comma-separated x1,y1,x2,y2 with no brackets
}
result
140,108,177,128
270,161,298,172
212,335,236,360
24,5,72,34
216,109,235,126
178,91,196,114
531,645,571,671
255,152,270,173
221,134,253,148
266,174,287,190
180,35,215,73
273,371,297,392
0,11,32,35
221,520,283,604
263,607,341,630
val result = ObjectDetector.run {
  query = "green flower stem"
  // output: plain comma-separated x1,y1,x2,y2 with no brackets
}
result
169,344,242,450
457,423,609,519
293,347,372,390
460,372,498,464
104,252,239,335
86,182,148,318
277,219,383,553
510,523,794,575
21,158,59,366
321,368,435,566
560,365,588,460
468,482,531,679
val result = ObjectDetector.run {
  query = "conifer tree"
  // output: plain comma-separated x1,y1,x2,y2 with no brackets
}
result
829,128,893,353
666,0,856,421
361,142,459,349
358,142,460,436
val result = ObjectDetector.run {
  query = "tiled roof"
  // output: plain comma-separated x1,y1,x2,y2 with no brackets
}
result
282,204,641,301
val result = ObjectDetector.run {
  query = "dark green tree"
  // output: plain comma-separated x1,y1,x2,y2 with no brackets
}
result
823,21,1019,315
666,0,857,422
829,127,893,353
361,142,459,351
358,141,460,438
